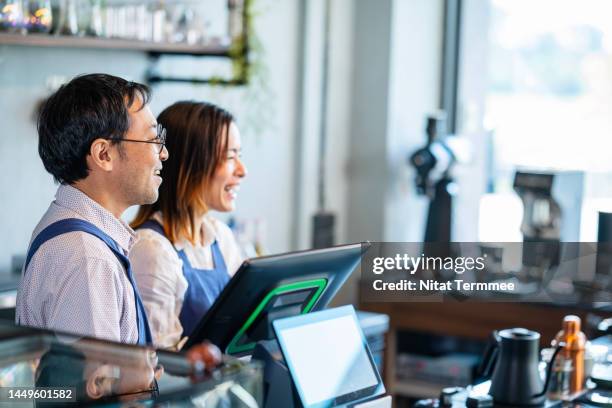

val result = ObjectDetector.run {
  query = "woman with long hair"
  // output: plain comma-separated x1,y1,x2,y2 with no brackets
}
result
129,101,247,348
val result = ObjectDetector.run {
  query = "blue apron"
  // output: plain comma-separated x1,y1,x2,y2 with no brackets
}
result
139,220,230,337
23,218,153,346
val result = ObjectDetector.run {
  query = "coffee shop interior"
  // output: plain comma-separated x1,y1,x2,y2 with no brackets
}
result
0,0,612,407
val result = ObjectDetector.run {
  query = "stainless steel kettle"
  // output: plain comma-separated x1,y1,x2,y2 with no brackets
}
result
487,328,563,406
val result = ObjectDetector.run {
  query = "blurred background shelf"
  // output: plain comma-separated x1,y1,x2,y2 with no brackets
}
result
0,33,231,56
394,379,444,399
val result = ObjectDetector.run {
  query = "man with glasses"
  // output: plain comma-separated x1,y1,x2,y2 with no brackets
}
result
16,73,168,345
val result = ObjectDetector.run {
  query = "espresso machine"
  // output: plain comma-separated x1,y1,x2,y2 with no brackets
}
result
513,171,588,241
513,172,562,276
512,171,585,282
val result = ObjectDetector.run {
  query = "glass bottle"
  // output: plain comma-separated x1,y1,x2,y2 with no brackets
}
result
86,0,102,37
57,0,77,35
24,0,52,33
75,0,90,35
227,0,243,41
0,0,25,33
552,315,587,395
543,348,572,400
150,1,166,43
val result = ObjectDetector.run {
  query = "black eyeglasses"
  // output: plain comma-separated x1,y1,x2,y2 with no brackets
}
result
109,377,160,400
113,124,167,154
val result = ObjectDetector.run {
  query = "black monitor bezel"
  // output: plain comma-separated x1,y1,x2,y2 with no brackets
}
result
183,242,369,352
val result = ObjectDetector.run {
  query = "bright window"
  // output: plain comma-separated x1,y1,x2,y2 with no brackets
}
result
485,0,612,177
474,0,612,241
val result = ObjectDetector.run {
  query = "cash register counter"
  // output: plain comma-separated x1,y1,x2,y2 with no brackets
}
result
359,301,612,400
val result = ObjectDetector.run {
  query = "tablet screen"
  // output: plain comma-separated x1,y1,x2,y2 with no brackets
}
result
273,306,384,407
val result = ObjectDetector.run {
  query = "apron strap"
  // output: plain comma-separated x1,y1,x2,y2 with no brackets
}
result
139,219,219,270
210,241,227,271
177,241,225,270
24,218,153,346
137,219,166,237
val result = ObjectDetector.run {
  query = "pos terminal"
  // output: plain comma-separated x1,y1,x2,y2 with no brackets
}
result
270,305,389,408
183,243,389,407
184,242,369,354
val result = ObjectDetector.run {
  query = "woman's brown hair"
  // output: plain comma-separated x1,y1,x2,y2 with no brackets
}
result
131,101,234,244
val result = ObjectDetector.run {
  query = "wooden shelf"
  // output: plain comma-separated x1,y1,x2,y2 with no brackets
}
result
0,33,231,56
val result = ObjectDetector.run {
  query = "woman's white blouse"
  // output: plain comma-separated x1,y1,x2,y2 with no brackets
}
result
129,212,244,349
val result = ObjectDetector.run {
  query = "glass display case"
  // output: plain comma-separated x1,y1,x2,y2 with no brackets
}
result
0,322,262,407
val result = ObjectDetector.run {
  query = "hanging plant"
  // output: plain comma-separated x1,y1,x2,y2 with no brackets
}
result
208,0,277,139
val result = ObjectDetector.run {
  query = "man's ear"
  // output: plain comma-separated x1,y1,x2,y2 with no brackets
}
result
89,138,118,172
85,365,116,399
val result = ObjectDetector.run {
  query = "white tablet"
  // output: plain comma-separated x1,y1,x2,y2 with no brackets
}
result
273,305,386,408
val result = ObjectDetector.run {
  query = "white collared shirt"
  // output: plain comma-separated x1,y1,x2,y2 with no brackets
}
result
129,212,244,349
16,184,139,344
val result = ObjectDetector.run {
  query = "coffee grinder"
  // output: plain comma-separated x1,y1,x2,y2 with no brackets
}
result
513,171,586,282
409,112,456,243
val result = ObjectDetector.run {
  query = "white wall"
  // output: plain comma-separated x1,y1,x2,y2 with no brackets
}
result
0,0,300,274
290,0,446,307
346,0,445,244
385,0,445,242
336,0,445,306
293,0,355,250
346,0,393,244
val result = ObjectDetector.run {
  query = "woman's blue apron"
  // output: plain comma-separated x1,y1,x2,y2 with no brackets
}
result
23,218,153,346
139,220,229,337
